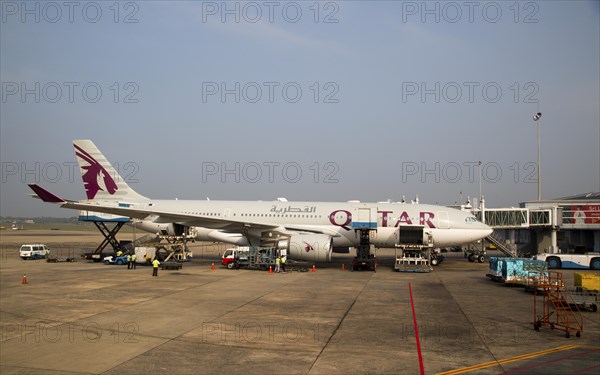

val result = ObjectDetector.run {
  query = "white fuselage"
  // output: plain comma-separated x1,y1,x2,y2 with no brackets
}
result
32,140,494,263
124,199,492,248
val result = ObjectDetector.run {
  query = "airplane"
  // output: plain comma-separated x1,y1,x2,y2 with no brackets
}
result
28,140,493,262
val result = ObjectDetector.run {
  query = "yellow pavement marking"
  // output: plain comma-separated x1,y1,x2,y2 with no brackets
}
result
435,345,580,375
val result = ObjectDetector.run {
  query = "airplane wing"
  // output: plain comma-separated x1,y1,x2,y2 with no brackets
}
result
63,201,339,236
61,202,338,237
28,184,339,237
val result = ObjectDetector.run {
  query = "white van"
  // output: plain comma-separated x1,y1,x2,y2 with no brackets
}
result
20,244,50,260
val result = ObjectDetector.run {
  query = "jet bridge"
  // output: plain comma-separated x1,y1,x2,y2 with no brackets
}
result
479,207,556,229
473,203,561,257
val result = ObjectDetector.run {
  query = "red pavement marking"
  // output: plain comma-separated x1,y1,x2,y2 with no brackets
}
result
409,282,425,375
569,364,600,375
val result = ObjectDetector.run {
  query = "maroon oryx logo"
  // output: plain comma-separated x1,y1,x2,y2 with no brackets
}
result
304,242,314,253
74,144,118,199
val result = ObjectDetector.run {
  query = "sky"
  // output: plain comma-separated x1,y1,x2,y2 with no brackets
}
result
1,0,599,218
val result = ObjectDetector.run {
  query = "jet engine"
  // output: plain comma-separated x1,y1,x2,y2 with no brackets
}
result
279,233,333,262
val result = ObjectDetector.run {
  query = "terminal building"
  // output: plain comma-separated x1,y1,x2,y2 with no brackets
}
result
480,192,600,256
521,192,600,254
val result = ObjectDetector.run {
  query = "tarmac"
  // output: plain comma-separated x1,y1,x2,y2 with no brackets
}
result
1,230,599,374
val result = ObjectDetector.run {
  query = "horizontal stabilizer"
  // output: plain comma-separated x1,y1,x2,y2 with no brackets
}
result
28,184,66,203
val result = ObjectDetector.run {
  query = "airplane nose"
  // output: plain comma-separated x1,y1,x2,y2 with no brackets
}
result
483,225,493,238
472,221,493,241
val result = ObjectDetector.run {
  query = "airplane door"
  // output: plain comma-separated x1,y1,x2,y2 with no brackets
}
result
223,208,231,219
352,205,377,229
357,208,372,224
438,211,449,229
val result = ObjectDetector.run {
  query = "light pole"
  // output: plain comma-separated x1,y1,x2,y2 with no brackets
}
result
478,160,482,206
533,112,542,201
478,161,485,225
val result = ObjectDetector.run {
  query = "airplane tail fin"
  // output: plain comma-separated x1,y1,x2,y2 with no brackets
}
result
73,140,148,201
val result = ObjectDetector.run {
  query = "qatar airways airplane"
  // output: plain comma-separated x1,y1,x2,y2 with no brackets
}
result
28,140,492,262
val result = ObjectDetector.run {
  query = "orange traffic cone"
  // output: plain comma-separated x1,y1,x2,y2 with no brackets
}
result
341,264,345,271
211,263,215,270
268,266,273,274
312,265,316,272
22,274,27,284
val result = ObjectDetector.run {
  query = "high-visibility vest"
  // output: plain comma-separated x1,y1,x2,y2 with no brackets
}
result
127,255,131,261
276,258,280,265
152,259,160,268
281,256,286,264
131,254,137,261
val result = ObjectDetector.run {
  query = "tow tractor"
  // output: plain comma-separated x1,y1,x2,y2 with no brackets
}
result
103,254,129,265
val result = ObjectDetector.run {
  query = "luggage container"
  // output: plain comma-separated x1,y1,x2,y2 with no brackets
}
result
487,256,505,281
502,258,547,285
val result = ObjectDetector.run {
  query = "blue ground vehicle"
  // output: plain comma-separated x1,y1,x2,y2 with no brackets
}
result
103,255,129,265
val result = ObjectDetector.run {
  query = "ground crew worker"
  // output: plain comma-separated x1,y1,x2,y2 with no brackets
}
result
275,254,281,273
131,253,137,269
281,254,287,273
152,258,160,277
127,253,132,269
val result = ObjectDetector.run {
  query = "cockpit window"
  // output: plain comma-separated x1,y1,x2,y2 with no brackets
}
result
465,216,478,223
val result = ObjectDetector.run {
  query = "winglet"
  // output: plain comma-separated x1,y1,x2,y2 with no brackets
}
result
28,184,66,203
